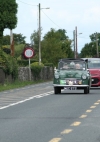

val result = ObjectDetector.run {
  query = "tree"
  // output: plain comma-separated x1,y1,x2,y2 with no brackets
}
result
80,42,97,57
3,33,26,45
90,32,100,42
2,35,10,45
13,33,26,45
3,47,11,54
41,28,73,65
0,0,18,48
80,32,100,57
30,30,39,53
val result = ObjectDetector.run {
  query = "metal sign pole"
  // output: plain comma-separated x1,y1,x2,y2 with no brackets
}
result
29,58,31,81
24,47,34,81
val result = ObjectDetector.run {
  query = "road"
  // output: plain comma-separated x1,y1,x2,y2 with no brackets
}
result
0,81,100,142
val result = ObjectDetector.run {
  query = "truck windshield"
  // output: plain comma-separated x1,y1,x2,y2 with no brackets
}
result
58,61,86,70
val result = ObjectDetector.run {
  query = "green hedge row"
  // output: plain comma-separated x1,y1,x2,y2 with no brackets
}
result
17,59,38,66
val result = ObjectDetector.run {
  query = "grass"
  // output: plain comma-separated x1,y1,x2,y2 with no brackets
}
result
0,79,51,92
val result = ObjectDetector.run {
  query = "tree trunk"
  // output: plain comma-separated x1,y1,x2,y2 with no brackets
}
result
0,29,3,49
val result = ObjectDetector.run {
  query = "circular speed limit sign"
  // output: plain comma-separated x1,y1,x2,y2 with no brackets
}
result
24,48,34,58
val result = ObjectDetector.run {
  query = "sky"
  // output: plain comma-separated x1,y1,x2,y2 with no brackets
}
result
3,0,100,53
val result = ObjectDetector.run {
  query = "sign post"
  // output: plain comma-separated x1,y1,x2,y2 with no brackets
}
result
24,48,34,81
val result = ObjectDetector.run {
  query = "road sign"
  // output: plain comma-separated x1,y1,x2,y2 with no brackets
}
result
24,47,34,58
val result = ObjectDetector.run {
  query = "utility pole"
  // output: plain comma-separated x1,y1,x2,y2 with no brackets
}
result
73,30,76,58
96,32,99,57
39,3,41,65
38,4,49,65
75,26,77,58
10,29,14,56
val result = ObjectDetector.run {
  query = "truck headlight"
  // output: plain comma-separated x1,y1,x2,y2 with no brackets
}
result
82,74,87,79
55,74,59,79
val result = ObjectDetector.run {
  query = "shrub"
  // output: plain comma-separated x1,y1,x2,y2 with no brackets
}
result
17,59,38,66
44,63,54,67
30,62,44,80
0,50,18,80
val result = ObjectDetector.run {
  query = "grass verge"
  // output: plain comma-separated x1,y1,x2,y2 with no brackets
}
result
0,80,51,92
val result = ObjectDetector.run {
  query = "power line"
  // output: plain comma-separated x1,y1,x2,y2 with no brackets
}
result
17,1,68,31
78,36,90,39
41,10,61,29
17,0,37,6
41,10,73,33
16,0,99,38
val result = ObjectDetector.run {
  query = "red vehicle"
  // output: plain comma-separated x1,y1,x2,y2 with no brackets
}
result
83,58,100,87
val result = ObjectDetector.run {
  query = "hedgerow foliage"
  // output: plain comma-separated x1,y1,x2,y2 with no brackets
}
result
0,50,18,80
30,62,44,80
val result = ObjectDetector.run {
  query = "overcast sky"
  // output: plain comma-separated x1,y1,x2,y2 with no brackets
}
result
4,0,100,53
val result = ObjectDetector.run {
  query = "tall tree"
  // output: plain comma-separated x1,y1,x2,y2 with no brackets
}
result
41,28,73,65
13,33,26,45
2,35,10,45
0,0,18,48
90,32,100,42
3,33,26,45
80,32,100,57
80,42,97,57
30,30,39,53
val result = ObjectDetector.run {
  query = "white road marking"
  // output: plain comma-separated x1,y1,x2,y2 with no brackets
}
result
0,91,53,110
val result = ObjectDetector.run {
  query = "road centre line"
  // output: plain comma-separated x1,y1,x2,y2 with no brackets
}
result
1,88,99,142
49,100,100,142
49,138,62,142
86,109,92,112
94,103,99,105
61,129,73,134
70,121,81,126
90,106,96,108
0,91,53,110
49,100,99,142
79,115,87,118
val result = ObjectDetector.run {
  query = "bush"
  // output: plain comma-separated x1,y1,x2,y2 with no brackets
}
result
0,50,18,80
17,59,38,66
30,62,44,80
44,63,54,67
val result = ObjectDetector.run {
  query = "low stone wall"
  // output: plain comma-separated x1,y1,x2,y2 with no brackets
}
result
0,66,54,84
0,69,5,84
18,67,30,81
18,66,54,81
0,69,13,84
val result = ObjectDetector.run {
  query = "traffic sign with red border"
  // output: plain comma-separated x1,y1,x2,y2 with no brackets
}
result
24,47,34,58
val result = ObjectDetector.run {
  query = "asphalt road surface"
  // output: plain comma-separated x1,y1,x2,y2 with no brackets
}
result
0,81,100,142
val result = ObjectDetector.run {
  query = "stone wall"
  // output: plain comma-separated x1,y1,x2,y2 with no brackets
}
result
0,69,5,84
18,66,54,81
0,69,13,84
0,66,54,84
18,67,30,81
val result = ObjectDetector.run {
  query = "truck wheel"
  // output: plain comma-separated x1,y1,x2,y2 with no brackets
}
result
54,87,61,94
54,87,58,94
87,87,90,94
84,87,88,94
58,88,61,94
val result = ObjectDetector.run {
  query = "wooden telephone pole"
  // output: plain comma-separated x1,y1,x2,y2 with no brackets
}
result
10,29,14,56
75,26,77,58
